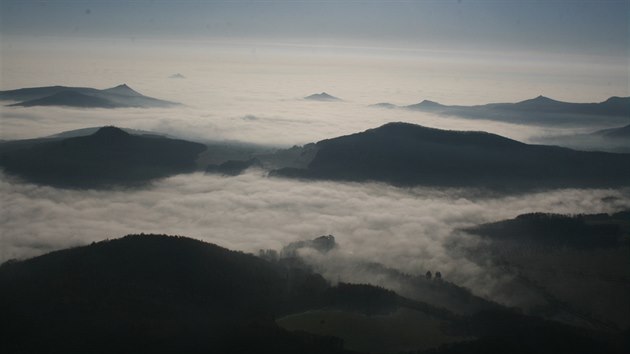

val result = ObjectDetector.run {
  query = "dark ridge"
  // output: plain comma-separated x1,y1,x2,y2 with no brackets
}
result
0,234,351,354
272,122,630,190
1,234,616,354
464,211,627,249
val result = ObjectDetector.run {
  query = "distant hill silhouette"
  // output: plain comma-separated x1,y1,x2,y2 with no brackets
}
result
372,96,630,126
304,92,341,101
1,84,180,108
273,122,630,190
0,126,206,188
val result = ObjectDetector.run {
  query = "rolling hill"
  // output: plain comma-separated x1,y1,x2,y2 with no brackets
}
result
0,234,349,354
0,126,206,188
273,122,630,191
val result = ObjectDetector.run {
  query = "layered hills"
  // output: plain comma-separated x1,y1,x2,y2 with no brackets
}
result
374,96,630,126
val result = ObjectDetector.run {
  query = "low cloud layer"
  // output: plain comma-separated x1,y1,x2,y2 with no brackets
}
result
2,171,628,301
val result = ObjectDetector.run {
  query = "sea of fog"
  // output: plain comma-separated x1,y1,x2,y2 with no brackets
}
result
1,40,629,302
2,171,629,300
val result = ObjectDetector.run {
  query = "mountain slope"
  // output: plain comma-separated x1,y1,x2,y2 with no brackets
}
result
273,122,630,190
0,234,349,354
0,126,206,188
531,124,630,153
1,84,179,108
461,211,630,331
1,234,616,354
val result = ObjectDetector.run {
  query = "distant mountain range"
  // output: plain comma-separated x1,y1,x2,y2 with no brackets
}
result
373,96,630,126
273,122,630,190
0,126,206,188
304,92,342,101
0,84,180,108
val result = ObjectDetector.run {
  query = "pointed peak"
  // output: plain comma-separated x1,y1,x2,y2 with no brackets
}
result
304,92,341,101
417,99,444,107
517,95,558,105
103,84,142,96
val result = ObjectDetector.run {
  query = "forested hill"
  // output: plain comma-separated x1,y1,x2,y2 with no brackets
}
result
274,122,630,190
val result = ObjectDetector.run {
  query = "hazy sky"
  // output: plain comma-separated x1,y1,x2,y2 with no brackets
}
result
2,0,629,56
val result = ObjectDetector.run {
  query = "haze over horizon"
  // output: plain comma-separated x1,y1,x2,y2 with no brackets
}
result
2,0,628,104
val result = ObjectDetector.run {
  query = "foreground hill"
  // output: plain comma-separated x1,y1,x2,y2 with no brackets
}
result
0,126,206,188
0,234,351,354
1,234,618,354
273,122,630,191
0,84,179,108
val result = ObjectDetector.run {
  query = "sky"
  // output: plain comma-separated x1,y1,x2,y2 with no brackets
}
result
1,0,629,57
